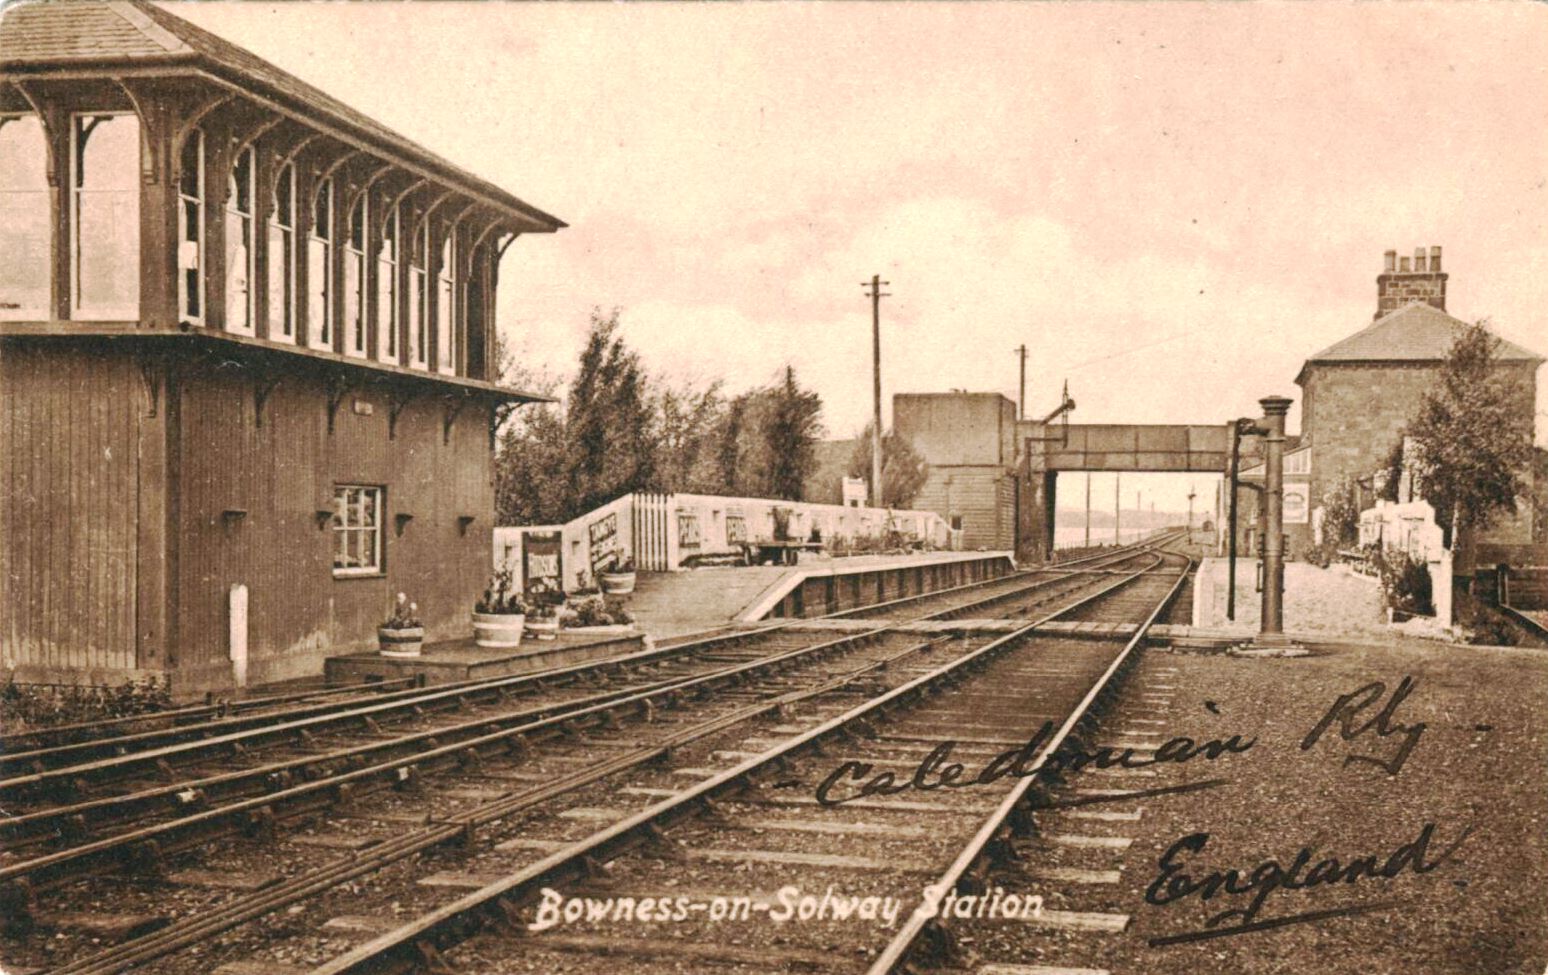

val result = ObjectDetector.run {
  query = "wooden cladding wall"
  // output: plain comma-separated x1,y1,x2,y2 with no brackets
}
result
171,370,494,689
913,467,1016,551
1,346,145,679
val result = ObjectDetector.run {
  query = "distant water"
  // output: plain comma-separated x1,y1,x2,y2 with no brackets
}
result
1053,525,1157,550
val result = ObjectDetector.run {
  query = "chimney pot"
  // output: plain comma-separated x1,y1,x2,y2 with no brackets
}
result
1430,245,1442,272
1400,256,1411,272
1384,250,1397,272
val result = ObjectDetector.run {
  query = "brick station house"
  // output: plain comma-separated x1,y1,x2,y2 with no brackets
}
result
1237,246,1543,570
0,1,564,691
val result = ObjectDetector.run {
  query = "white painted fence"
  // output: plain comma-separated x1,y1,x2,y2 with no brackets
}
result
495,492,953,592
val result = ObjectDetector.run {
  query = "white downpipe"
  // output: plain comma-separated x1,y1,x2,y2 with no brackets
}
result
229,583,249,688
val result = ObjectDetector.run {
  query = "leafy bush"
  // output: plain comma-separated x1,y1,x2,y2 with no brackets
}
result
1373,547,1433,616
1320,476,1362,549
1455,592,1521,646
1304,539,1335,569
1,675,173,732
561,595,634,628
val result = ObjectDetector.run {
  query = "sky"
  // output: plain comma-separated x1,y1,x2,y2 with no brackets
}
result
164,1,1548,513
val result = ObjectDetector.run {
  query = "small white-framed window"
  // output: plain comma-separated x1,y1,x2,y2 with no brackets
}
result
266,162,297,343
71,112,140,320
376,199,398,361
0,114,51,320
436,231,456,376
224,144,255,335
344,192,367,358
177,128,204,325
307,177,334,351
332,484,383,576
407,216,427,369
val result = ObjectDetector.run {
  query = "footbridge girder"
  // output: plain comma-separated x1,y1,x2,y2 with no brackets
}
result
1017,421,1233,564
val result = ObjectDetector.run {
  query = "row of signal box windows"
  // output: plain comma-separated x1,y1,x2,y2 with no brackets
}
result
0,112,466,376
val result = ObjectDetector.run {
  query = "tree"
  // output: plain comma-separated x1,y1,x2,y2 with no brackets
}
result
1377,438,1405,503
762,366,824,501
1407,321,1534,546
715,396,747,496
655,379,726,494
491,333,568,525
848,425,930,508
564,309,658,518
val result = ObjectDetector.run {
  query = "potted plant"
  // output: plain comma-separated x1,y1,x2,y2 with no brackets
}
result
570,569,601,599
599,556,637,595
378,592,424,658
561,594,637,635
472,569,527,648
526,600,560,640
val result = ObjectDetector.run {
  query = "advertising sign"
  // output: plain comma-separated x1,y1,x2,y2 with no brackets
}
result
1283,482,1310,524
588,512,619,571
522,530,563,591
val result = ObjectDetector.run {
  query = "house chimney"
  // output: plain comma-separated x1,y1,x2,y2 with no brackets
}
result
1375,244,1448,319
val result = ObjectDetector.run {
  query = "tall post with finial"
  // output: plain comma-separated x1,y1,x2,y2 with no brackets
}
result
1258,395,1294,641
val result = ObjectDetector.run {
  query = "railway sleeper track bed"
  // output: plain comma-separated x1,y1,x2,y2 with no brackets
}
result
6,552,1187,975
2,534,1177,796
284,552,1191,975
0,539,1193,974
1,538,1176,856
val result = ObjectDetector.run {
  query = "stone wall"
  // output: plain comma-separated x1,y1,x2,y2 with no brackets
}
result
1300,359,1538,552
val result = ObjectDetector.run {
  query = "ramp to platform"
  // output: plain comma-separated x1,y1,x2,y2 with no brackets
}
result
626,565,793,639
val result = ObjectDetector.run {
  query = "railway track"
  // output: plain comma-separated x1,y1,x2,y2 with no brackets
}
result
292,550,1191,975
0,534,1190,974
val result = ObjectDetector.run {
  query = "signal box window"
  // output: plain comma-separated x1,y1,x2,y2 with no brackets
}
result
332,485,383,576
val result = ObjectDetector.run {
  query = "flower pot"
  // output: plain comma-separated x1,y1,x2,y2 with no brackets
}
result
378,625,425,658
527,617,560,641
472,612,525,649
599,570,637,595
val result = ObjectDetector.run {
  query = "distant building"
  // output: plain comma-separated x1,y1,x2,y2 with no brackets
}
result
1243,246,1542,565
0,1,563,690
893,393,1022,551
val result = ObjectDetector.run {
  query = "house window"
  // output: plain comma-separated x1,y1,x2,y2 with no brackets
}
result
267,162,297,342
408,218,428,369
332,484,383,576
71,113,140,320
225,145,255,335
344,193,367,358
376,200,398,361
307,177,334,350
177,128,204,324
950,515,963,531
436,232,456,375
0,114,50,320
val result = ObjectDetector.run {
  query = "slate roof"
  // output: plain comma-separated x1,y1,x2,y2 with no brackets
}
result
1296,301,1543,385
0,0,564,231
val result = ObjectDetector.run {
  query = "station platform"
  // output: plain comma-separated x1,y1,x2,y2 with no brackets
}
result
627,550,1017,635
324,552,1014,687
323,629,647,687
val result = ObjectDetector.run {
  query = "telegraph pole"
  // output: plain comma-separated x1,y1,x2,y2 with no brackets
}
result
863,275,890,508
1014,344,1028,420
1114,473,1121,545
1084,472,1091,548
